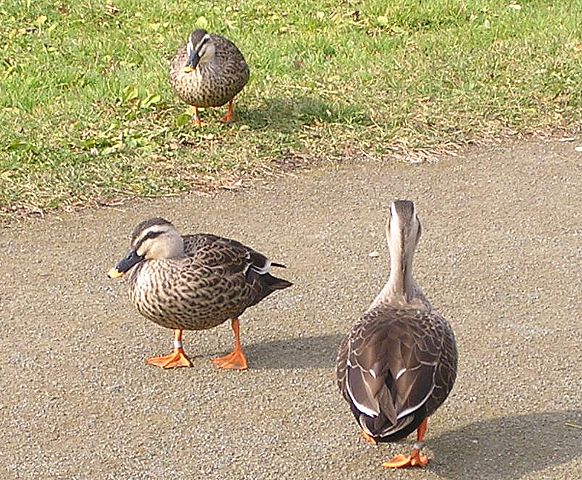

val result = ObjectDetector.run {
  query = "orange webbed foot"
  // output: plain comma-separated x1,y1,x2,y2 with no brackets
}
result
146,349,192,369
382,449,429,469
212,349,248,370
360,430,378,445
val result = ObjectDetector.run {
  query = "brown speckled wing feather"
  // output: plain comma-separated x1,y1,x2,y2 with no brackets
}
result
184,233,291,303
212,35,249,85
184,234,252,272
183,234,275,275
336,306,457,440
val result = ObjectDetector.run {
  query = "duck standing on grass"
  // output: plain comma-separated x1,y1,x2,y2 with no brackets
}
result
108,218,291,370
336,200,458,468
170,29,250,126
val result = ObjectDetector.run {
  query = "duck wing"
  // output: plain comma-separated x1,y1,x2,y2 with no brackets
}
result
337,306,456,440
184,234,292,301
183,234,280,272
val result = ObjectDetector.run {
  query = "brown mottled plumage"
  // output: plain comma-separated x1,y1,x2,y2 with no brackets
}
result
108,218,291,370
169,29,249,125
336,200,458,469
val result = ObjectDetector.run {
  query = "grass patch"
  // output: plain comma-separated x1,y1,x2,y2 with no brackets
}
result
1,0,581,216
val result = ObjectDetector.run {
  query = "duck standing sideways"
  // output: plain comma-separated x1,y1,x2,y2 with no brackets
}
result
108,218,291,370
336,200,458,468
170,29,250,126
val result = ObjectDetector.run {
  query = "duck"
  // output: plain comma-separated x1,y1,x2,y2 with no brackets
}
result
108,217,292,370
169,29,250,126
336,200,458,468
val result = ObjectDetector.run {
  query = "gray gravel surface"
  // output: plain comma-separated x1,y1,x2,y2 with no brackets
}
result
1,139,581,480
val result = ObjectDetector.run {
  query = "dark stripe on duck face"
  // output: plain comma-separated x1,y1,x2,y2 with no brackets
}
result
131,217,173,242
189,29,208,45
194,35,210,53
187,32,210,56
134,229,164,252
185,31,212,70
189,29,211,52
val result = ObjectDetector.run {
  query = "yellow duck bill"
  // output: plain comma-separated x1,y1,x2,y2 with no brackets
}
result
183,51,200,73
107,267,124,279
108,249,144,278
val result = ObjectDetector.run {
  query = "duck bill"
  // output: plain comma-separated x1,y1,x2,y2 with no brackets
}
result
183,51,200,73
108,249,144,278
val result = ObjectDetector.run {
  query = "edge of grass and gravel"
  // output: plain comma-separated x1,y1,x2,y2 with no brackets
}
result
1,0,581,220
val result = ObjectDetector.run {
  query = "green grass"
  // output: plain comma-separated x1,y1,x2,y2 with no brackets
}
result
1,0,581,216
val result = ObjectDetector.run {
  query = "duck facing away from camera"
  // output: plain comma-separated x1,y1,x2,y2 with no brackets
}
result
336,200,458,468
108,218,291,370
170,29,250,126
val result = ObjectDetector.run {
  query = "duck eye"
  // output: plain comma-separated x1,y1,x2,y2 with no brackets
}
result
145,230,163,241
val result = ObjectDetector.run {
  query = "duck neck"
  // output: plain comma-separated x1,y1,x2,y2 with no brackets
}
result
370,243,427,310
387,244,415,300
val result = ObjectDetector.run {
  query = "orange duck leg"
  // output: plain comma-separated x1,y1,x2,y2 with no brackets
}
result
191,106,202,127
221,99,235,124
212,318,248,370
383,418,430,469
146,329,193,369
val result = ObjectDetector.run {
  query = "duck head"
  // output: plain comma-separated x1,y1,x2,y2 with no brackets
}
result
386,200,422,257
108,217,185,278
183,29,216,73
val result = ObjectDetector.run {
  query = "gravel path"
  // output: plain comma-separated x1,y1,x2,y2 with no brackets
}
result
1,139,581,480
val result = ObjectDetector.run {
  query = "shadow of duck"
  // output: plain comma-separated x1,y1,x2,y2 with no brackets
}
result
246,333,344,370
238,96,372,132
430,410,582,479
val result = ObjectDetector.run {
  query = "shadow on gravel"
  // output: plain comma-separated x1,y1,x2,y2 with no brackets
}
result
246,333,344,370
431,410,582,479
